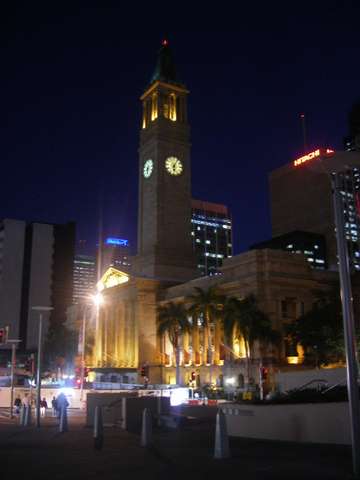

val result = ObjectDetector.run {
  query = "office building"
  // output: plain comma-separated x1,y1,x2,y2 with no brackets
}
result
344,101,360,151
270,148,360,270
0,219,75,351
191,199,233,276
73,255,96,304
251,231,327,269
98,237,131,275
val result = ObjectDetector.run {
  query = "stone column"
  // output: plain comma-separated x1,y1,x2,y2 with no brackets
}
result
192,324,200,365
214,320,221,365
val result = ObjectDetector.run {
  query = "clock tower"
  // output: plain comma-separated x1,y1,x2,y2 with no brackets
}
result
136,40,196,281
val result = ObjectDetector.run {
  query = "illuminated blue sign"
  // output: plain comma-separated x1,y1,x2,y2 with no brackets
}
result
105,237,129,247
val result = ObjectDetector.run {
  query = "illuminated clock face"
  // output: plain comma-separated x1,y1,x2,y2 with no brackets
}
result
143,159,153,178
165,156,183,176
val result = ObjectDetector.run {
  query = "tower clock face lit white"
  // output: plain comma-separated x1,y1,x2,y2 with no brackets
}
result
165,156,183,176
143,159,153,178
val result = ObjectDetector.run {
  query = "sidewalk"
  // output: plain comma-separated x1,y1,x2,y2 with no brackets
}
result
0,411,354,480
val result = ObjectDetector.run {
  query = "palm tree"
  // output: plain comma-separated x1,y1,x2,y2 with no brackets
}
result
188,286,225,384
157,302,190,385
223,294,279,385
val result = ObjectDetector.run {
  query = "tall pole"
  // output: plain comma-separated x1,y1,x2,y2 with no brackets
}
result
300,113,307,153
332,172,360,477
80,306,87,402
10,343,16,419
36,313,43,428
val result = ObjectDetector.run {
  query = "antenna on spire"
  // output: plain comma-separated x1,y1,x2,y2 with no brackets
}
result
300,113,307,153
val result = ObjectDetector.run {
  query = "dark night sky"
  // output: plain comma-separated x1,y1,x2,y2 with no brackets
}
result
2,3,360,256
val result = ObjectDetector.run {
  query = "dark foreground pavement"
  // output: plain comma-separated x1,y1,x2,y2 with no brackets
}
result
0,407,354,480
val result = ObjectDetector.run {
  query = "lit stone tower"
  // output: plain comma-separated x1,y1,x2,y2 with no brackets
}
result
136,40,196,281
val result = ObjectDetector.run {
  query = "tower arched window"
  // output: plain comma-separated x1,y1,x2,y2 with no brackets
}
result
151,93,158,121
169,93,177,121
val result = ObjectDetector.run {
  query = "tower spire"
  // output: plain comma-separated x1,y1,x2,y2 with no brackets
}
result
150,40,177,85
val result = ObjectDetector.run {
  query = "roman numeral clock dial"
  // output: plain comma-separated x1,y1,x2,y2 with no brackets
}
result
165,156,183,176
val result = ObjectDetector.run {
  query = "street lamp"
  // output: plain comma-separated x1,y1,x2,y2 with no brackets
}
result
31,306,53,428
79,293,103,402
7,339,21,418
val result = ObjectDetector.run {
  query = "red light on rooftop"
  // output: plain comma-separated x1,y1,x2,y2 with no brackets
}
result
162,39,168,46
300,113,305,118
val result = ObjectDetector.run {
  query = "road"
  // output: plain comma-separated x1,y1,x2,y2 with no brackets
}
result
0,406,354,480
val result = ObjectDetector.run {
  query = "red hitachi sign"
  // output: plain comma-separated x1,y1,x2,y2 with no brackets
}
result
294,148,334,167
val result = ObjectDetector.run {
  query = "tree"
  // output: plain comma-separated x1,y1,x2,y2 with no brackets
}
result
188,286,225,384
44,320,78,371
157,302,190,385
286,289,344,366
223,294,279,384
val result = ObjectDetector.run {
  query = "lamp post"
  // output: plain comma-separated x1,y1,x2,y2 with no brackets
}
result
7,339,21,418
332,172,360,477
31,306,53,428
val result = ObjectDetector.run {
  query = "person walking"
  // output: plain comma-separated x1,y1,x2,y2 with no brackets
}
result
51,396,58,417
40,397,48,417
56,393,69,419
22,394,29,408
14,396,22,415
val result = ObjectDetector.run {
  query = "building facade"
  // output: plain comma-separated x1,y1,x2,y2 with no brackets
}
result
191,199,233,276
251,231,327,270
0,219,75,352
73,254,96,304
344,101,360,151
98,237,131,275
89,43,347,388
270,149,360,270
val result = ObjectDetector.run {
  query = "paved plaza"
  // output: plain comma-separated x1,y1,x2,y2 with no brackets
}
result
0,406,355,479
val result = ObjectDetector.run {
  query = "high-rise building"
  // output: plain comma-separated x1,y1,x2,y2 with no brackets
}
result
270,148,360,270
344,101,360,151
250,231,327,269
73,255,96,304
191,199,233,276
0,219,75,351
98,237,131,275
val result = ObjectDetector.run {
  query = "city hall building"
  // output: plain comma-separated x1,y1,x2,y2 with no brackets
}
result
89,41,357,386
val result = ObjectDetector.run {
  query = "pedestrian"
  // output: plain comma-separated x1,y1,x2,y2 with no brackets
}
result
56,392,69,418
40,397,48,417
51,396,58,417
23,393,29,408
14,396,22,415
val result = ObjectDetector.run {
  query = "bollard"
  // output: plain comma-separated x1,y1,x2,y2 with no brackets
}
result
24,405,32,427
214,409,230,459
140,408,152,447
59,406,68,433
19,406,26,426
156,396,162,427
94,406,104,450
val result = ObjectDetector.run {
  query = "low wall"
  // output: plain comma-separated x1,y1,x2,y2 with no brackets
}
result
221,402,351,445
86,393,170,432
0,387,86,409
275,368,346,392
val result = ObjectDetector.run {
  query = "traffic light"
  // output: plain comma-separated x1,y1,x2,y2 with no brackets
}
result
260,367,268,381
190,371,196,382
0,328,7,344
140,365,149,377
